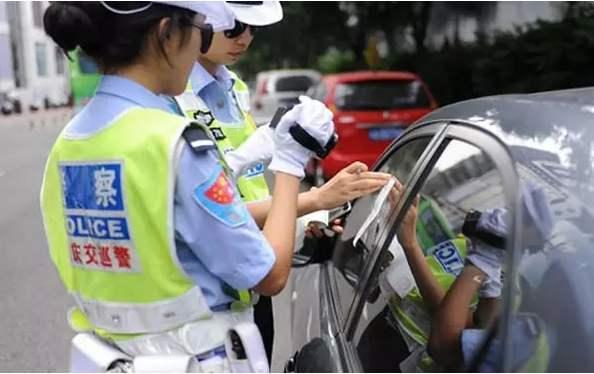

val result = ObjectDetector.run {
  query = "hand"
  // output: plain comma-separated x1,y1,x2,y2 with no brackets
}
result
305,218,344,239
397,186,420,251
313,162,392,210
226,125,274,177
268,96,335,178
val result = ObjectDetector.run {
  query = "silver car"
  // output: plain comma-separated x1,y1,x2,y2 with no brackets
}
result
250,69,321,124
285,88,594,372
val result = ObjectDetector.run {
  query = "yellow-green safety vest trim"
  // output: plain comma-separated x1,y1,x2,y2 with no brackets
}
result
41,108,217,337
177,71,270,203
390,236,472,348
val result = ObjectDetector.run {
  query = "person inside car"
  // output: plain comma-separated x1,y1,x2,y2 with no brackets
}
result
427,184,554,371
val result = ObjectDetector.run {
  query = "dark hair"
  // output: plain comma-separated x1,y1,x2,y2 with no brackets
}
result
43,2,196,72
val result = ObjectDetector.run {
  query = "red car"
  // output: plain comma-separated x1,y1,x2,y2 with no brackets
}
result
306,71,437,184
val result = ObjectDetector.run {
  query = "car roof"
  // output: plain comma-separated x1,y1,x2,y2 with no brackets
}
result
419,87,594,153
323,70,421,83
255,69,321,80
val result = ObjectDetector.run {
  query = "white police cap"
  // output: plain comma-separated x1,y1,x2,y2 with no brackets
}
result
226,1,283,26
100,1,235,32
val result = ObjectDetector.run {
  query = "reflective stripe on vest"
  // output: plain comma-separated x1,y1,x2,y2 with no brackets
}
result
390,236,470,349
40,108,214,334
175,72,270,202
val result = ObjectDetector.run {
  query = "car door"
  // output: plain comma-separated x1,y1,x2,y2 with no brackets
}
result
286,122,449,372
342,120,521,372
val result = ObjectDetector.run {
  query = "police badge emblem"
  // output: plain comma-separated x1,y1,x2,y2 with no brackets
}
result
193,110,215,127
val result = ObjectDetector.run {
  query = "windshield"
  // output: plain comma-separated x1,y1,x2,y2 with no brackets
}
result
335,79,430,111
275,75,317,93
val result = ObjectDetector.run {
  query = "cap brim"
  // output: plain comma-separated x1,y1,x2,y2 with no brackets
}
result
155,1,235,32
227,1,283,26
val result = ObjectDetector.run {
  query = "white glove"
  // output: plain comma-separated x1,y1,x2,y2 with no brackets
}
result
226,125,275,178
268,96,335,178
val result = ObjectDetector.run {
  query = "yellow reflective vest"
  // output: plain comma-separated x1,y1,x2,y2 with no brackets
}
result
40,108,217,336
174,71,270,203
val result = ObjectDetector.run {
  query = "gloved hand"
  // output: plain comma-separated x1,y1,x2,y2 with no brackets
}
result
268,96,335,178
466,208,508,298
225,125,275,178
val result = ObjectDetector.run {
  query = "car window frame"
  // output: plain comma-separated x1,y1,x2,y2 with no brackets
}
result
319,122,447,372
342,122,449,335
341,119,524,371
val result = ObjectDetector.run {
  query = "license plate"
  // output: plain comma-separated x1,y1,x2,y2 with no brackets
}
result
368,127,403,141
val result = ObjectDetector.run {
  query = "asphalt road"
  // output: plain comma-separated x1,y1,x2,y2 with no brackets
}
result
0,109,294,372
0,109,74,371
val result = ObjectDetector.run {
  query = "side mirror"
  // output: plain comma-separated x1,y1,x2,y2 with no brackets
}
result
284,338,337,373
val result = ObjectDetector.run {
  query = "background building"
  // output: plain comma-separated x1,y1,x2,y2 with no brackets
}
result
5,1,69,111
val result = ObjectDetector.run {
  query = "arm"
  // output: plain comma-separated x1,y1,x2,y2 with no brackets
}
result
397,193,445,313
252,172,300,295
428,265,485,369
247,162,391,228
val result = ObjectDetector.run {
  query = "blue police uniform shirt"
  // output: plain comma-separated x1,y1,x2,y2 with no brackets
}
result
169,63,243,123
64,75,275,309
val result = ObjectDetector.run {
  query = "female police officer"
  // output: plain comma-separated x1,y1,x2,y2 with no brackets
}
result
171,1,392,360
40,1,335,365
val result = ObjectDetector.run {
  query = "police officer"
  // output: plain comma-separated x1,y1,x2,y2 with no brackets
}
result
171,0,392,360
40,1,335,369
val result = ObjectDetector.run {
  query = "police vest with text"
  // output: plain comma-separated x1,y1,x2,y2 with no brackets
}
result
389,236,471,350
174,72,269,202
40,108,251,339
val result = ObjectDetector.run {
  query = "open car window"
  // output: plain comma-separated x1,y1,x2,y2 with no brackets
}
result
351,138,515,372
330,137,432,329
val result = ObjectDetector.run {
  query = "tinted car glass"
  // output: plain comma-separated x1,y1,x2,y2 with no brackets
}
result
352,139,512,372
506,138,594,371
331,137,432,327
418,89,594,371
335,80,430,111
275,76,316,93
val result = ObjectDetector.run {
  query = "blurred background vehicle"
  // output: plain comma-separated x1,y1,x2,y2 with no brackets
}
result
250,69,321,123
68,49,100,110
304,71,437,185
0,90,14,114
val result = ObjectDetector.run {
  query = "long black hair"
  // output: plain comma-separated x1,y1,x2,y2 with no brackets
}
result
44,2,196,72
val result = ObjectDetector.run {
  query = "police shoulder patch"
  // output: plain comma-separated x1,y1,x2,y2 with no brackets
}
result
193,165,248,227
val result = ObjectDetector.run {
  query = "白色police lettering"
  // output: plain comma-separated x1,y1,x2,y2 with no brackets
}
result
432,240,464,276
60,162,140,272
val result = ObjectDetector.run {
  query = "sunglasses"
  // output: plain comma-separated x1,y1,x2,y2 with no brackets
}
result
224,20,259,39
187,22,214,54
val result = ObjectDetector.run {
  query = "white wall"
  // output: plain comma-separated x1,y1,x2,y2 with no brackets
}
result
0,2,14,92
14,1,69,108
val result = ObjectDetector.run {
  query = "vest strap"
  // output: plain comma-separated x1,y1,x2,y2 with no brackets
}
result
72,286,212,334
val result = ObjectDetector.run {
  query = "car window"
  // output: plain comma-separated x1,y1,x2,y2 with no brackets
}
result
275,75,317,93
505,139,594,371
335,80,430,111
331,137,432,327
351,139,513,372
